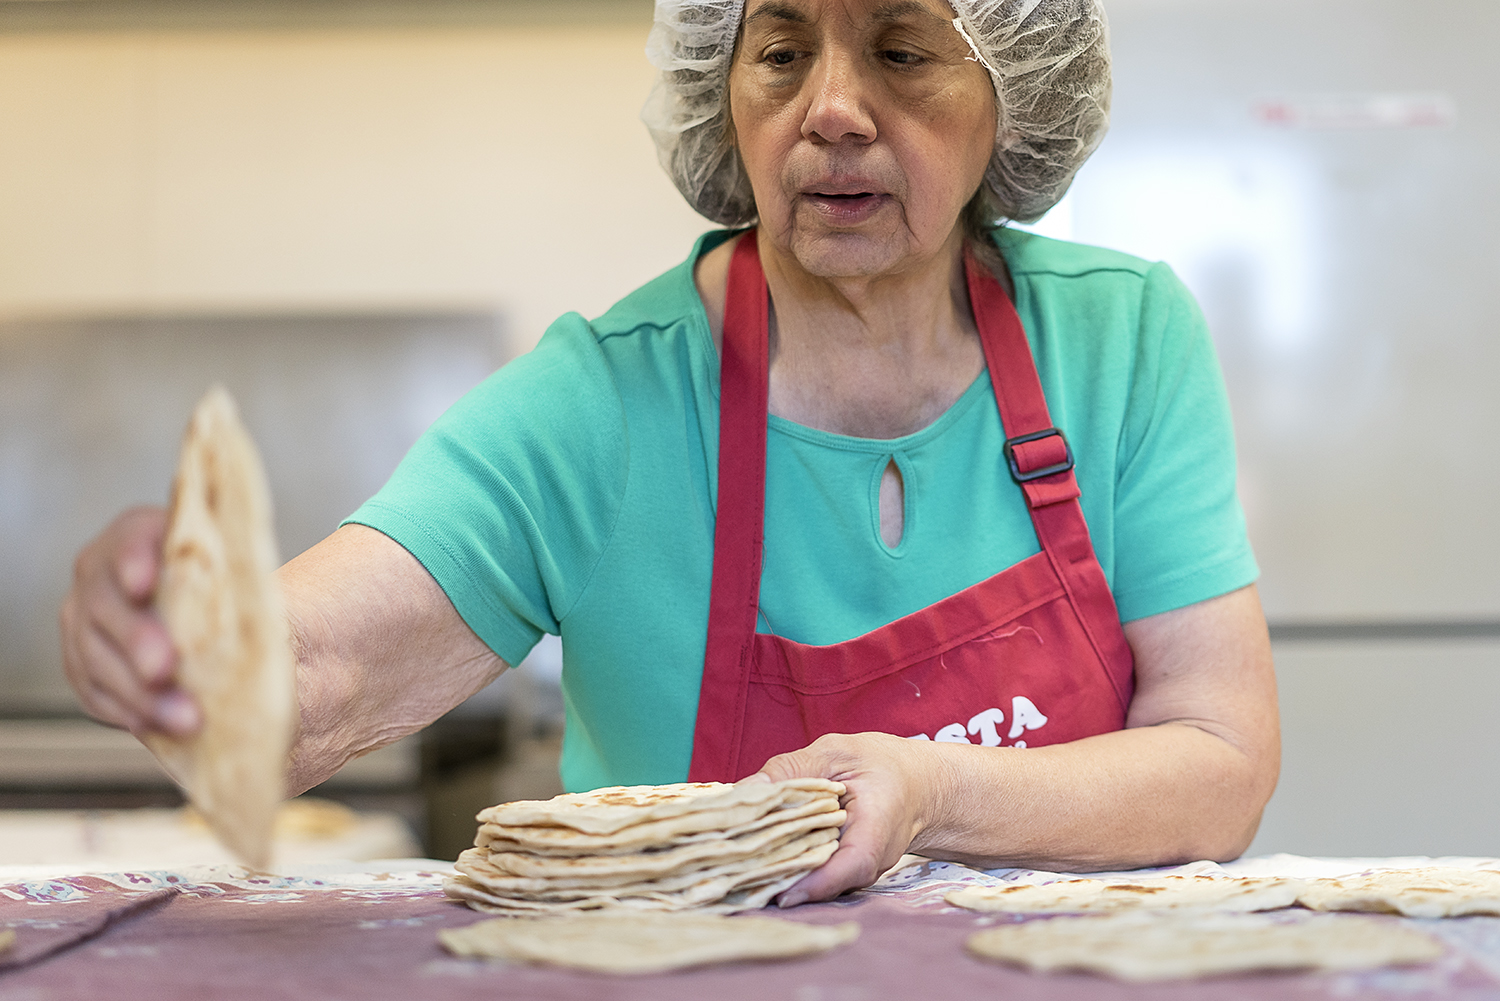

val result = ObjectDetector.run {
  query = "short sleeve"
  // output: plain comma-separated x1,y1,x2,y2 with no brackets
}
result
343,313,629,667
1109,263,1259,621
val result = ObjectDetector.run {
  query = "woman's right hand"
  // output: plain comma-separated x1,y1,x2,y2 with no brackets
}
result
59,507,201,737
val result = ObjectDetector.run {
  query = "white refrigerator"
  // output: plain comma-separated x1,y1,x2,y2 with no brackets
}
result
1046,0,1500,855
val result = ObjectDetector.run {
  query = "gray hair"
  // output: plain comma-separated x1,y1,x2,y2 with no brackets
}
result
640,0,1112,228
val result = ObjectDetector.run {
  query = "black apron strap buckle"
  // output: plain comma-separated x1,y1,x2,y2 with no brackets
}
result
1004,427,1075,483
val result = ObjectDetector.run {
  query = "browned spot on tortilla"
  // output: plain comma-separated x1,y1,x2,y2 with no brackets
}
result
169,540,206,562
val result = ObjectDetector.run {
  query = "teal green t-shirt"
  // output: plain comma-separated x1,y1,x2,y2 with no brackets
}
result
347,228,1258,792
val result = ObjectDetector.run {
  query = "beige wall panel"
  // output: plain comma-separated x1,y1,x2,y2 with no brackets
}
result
1,26,713,347
0,35,151,310
1248,639,1500,859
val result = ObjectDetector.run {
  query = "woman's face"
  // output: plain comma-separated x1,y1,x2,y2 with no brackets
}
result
729,0,997,279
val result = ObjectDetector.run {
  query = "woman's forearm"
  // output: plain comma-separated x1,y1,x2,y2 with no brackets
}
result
278,524,506,796
915,719,1273,871
920,585,1280,870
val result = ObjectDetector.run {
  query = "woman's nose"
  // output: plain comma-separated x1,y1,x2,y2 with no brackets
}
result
801,51,877,145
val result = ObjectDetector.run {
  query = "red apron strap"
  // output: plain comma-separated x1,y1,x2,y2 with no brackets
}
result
688,233,769,782
963,249,1080,510
964,249,1135,709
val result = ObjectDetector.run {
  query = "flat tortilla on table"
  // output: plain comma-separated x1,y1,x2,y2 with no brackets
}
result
947,874,1305,914
438,912,860,974
142,386,297,870
965,911,1444,982
1298,866,1500,918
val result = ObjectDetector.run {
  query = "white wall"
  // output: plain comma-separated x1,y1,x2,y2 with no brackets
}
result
0,20,711,349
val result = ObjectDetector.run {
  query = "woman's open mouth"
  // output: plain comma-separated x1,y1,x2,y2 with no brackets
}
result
803,191,890,224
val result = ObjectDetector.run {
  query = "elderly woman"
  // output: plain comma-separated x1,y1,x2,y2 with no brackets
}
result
61,0,1278,905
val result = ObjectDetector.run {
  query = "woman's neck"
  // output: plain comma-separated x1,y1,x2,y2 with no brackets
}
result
695,227,988,440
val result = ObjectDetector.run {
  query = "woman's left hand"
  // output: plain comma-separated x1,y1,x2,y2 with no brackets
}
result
752,731,942,907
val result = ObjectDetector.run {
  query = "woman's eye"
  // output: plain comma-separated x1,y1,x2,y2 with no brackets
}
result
880,49,922,66
766,49,797,67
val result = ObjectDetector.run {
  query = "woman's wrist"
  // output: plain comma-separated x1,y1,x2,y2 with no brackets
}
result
906,740,1022,864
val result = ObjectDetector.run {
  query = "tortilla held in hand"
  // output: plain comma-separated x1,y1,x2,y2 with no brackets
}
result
143,386,297,870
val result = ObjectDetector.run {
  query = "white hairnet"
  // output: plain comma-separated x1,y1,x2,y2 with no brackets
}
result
641,0,1111,226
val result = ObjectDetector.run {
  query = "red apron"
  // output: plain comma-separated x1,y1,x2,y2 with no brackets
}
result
687,233,1135,783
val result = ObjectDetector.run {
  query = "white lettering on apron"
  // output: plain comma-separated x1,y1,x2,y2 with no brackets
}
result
934,723,971,743
966,707,1006,747
1008,696,1049,740
904,698,1048,746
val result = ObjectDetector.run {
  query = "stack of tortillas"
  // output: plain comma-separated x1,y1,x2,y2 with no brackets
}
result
444,779,845,914
947,868,1500,981
143,386,297,870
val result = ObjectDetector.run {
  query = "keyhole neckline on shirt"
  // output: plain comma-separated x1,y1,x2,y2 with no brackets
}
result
871,452,913,557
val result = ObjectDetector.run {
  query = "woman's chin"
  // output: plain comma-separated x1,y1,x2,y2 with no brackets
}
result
781,227,919,280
